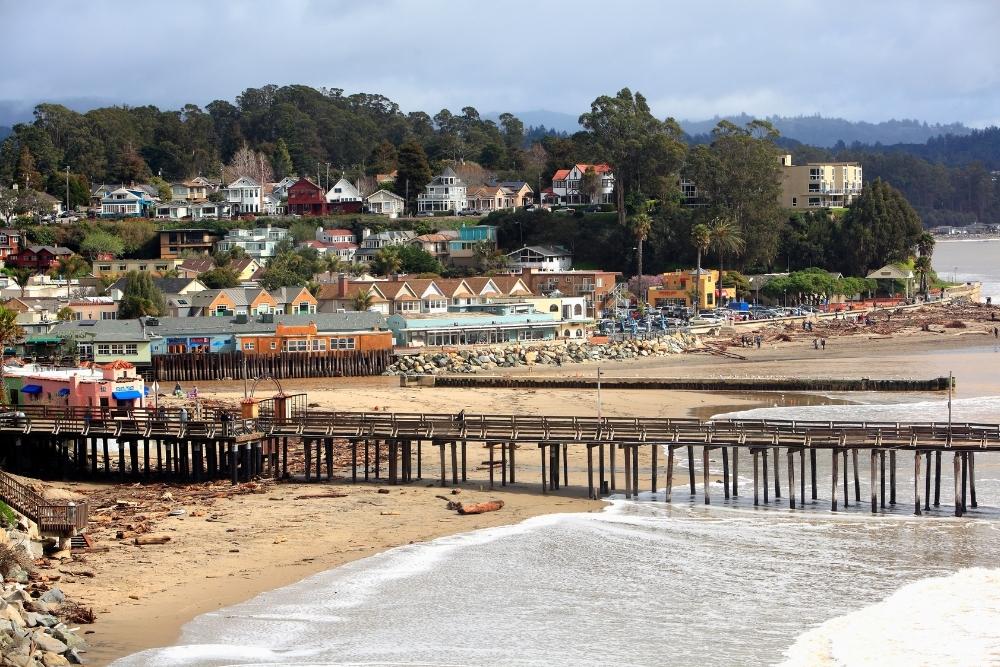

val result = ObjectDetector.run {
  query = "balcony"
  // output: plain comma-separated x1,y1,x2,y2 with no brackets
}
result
577,284,595,293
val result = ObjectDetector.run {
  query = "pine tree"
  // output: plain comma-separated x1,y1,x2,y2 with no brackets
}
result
393,140,432,214
272,139,293,180
118,271,167,319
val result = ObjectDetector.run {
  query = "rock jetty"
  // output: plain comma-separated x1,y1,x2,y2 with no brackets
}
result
384,334,699,376
0,534,89,666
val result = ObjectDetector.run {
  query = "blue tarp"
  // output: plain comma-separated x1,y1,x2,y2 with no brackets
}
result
57,388,70,397
20,385,42,394
112,390,142,400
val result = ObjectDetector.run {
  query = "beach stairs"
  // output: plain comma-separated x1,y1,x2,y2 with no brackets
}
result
0,469,89,549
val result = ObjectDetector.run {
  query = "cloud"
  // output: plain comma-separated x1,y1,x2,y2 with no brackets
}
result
0,0,997,125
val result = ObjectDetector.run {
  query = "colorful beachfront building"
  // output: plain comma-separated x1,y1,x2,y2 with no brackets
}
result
2,361,145,409
647,269,735,310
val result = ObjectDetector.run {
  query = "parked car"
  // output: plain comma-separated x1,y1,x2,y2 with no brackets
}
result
553,207,574,214
458,209,480,217
584,205,600,213
524,204,538,211
415,211,434,217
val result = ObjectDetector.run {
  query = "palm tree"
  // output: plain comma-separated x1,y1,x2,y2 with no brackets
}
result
917,231,936,260
49,254,91,299
691,223,711,311
914,255,933,299
9,267,33,299
350,289,374,312
629,212,653,279
372,247,402,276
915,231,936,299
0,305,24,405
707,216,745,304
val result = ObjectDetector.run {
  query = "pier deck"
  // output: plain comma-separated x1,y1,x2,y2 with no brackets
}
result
1,407,996,523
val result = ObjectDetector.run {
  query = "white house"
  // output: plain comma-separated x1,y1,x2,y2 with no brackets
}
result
355,229,416,263
417,167,466,213
270,176,298,201
215,226,289,260
154,201,190,220
505,245,573,272
315,227,355,244
325,178,362,203
545,164,614,205
365,189,405,218
224,176,262,215
190,202,230,221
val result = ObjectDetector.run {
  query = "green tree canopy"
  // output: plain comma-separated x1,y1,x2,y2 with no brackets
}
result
837,178,924,275
118,271,167,319
199,266,241,289
393,140,432,214
80,228,125,259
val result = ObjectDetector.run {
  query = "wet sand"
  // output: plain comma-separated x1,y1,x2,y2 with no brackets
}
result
67,327,999,665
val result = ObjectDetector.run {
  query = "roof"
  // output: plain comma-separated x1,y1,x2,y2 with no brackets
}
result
23,246,73,255
315,282,388,302
413,233,455,243
269,286,315,302
323,228,354,237
490,276,533,296
179,258,216,273
552,169,571,181
508,245,572,258
109,277,199,294
440,166,458,178
388,312,557,329
366,189,404,202
51,312,387,340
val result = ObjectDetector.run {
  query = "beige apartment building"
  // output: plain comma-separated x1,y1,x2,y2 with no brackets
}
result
779,155,863,209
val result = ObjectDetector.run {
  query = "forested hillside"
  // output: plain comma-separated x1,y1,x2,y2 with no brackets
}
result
0,83,997,229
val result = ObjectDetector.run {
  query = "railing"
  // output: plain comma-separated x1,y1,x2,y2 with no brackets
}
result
0,469,88,534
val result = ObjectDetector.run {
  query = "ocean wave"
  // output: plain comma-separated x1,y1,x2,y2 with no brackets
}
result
712,395,1000,423
777,567,1000,666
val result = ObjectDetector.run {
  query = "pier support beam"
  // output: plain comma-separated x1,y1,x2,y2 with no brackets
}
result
753,450,759,507
731,447,738,497
914,451,922,516
762,448,769,503
831,449,839,512
703,446,710,505
970,452,978,508
954,452,963,517
787,449,796,510
721,447,730,500
687,446,695,495
870,450,878,514
665,446,675,502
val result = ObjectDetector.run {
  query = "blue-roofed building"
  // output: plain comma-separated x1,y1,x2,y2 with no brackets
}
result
386,309,559,347
448,225,497,268
100,187,155,218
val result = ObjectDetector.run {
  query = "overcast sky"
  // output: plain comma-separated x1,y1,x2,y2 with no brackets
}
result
1,0,998,126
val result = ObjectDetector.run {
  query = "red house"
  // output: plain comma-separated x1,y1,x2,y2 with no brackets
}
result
286,178,328,216
0,228,22,265
9,245,74,271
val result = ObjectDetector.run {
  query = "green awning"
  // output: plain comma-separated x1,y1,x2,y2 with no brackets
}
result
25,336,63,344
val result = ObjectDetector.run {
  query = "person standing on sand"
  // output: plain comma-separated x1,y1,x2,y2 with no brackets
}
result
821,339,826,350
814,338,819,350
994,326,998,338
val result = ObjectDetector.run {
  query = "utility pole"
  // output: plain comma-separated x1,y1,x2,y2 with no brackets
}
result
64,165,70,215
325,163,331,191
405,179,409,217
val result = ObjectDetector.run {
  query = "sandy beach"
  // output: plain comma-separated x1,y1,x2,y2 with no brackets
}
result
36,307,999,665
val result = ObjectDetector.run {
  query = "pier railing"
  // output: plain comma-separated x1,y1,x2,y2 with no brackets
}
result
1,405,998,450
0,469,88,534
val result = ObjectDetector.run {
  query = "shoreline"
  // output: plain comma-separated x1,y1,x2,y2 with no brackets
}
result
47,317,1000,665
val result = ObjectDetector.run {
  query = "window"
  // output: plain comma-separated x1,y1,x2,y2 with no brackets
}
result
215,305,228,316
549,304,559,312
312,339,326,351
283,339,309,352
270,342,277,350
329,337,356,350
101,311,117,320
96,343,138,356
243,341,255,351
398,300,419,312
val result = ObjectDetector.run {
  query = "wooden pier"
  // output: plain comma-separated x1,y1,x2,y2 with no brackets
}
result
1,408,998,523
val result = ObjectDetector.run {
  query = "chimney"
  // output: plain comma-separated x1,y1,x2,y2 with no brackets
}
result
338,272,349,298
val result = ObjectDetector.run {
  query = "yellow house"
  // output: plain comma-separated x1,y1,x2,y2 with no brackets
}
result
92,258,185,278
648,269,729,310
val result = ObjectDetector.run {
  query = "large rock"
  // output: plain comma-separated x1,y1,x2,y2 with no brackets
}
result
41,653,69,667
30,631,67,654
37,590,63,605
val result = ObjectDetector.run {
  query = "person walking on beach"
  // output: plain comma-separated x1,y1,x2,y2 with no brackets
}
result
814,338,819,350
755,335,762,349
821,338,826,349
994,326,998,339
179,406,188,424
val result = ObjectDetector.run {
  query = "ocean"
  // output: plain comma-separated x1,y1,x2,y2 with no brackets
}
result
933,238,1000,303
114,243,1000,667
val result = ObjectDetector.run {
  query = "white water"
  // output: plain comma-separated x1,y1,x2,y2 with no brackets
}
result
116,388,1000,666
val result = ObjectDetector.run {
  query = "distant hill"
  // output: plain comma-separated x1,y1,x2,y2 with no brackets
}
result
485,110,581,134
491,110,974,148
680,113,972,148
